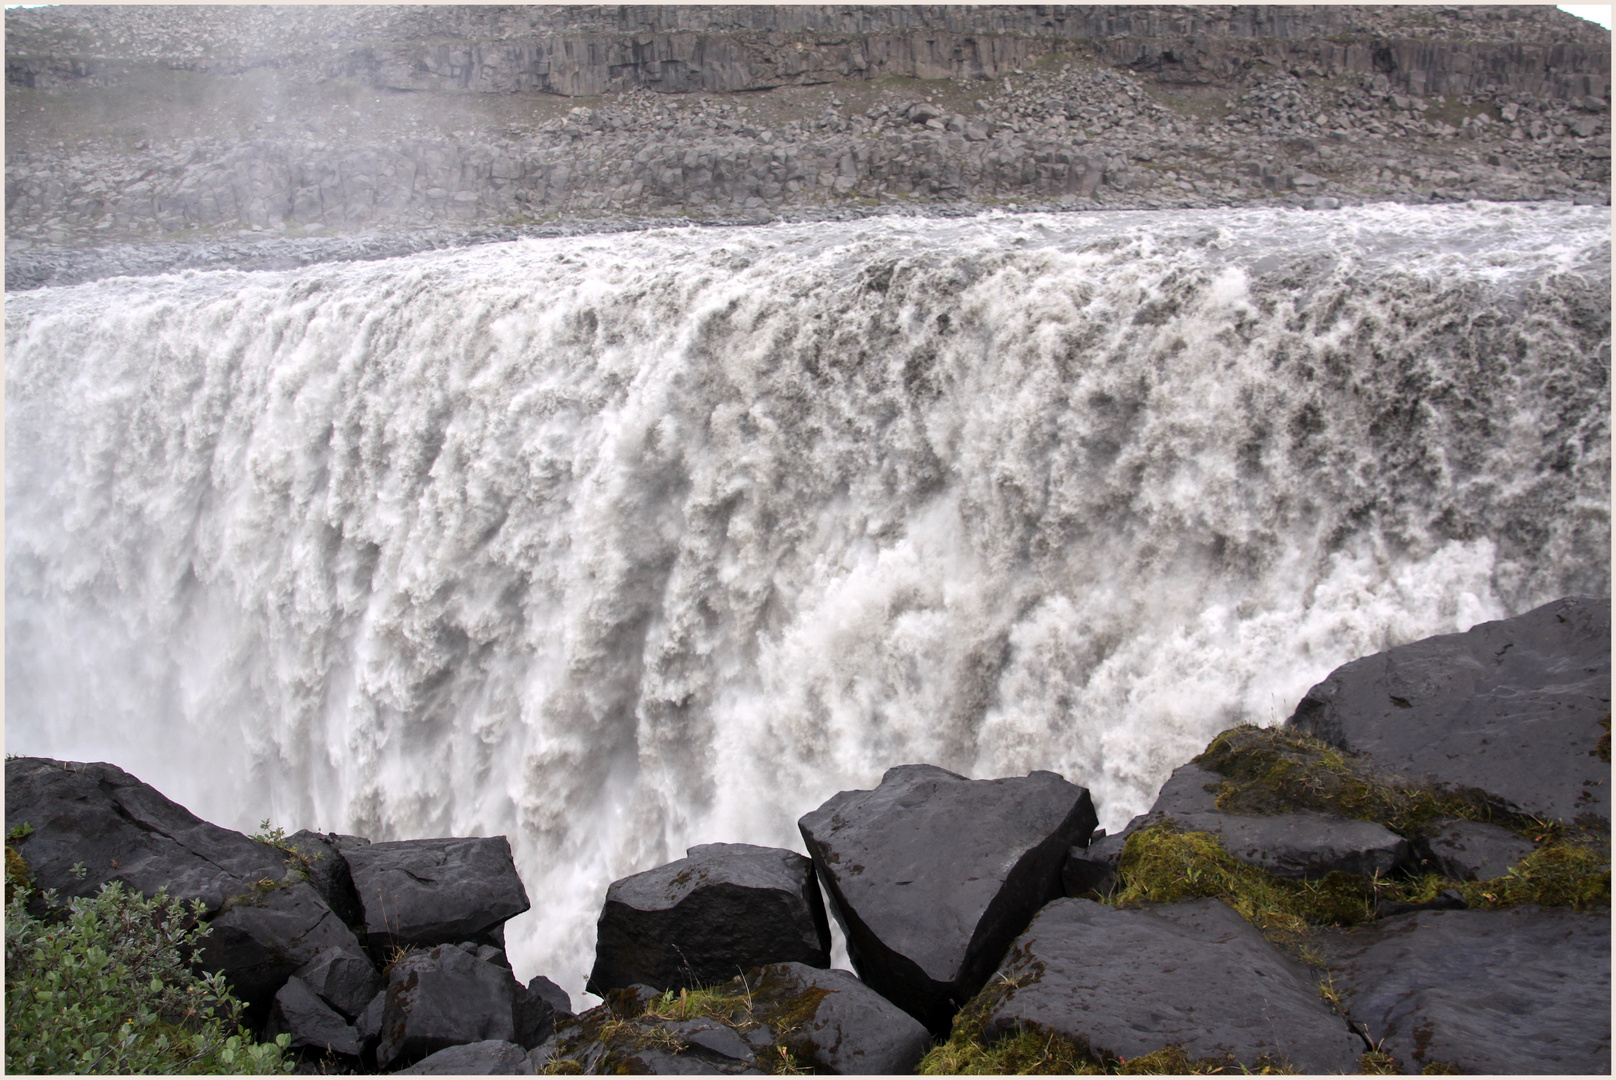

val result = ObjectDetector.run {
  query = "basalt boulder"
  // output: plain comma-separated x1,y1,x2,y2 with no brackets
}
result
1143,762,1415,879
2,757,288,916
292,943,385,1021
1416,818,1540,882
1287,595,1612,824
751,961,933,1075
982,897,1364,1073
798,764,1097,1033
586,842,830,996
373,943,523,1071
1324,905,1611,1074
396,1039,537,1075
283,829,369,930
199,881,366,1026
343,836,531,952
266,974,365,1060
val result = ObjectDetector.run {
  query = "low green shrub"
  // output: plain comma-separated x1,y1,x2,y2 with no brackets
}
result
5,849,292,1074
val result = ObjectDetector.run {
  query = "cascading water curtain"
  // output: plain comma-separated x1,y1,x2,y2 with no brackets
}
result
7,203,1609,997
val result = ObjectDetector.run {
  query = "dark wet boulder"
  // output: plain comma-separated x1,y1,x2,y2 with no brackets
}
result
292,943,384,1020
1143,762,1414,879
283,830,368,929
981,897,1364,1073
373,943,522,1070
512,973,570,1048
197,881,364,1025
1416,818,1539,882
1287,595,1612,824
395,1039,536,1074
533,962,928,1075
797,764,1097,1033
266,975,364,1059
343,836,530,951
750,961,932,1075
1324,905,1611,1074
586,842,830,996
2,757,288,916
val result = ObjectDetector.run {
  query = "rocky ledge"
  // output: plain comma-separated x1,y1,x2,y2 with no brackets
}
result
4,5,1610,288
6,595,1609,1073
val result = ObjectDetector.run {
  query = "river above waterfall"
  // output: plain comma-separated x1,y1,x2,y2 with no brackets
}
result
7,202,1609,1002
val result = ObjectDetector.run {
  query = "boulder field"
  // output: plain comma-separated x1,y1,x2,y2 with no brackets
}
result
5,595,1609,1074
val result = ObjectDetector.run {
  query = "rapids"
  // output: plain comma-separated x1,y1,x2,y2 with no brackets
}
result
6,202,1609,1000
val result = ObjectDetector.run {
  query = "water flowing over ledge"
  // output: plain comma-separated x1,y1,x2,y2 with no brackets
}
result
6,202,1609,1001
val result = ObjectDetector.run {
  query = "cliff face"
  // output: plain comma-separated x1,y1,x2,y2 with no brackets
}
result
5,5,1610,256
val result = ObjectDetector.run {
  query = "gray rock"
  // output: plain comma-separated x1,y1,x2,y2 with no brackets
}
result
200,881,364,1024
354,988,386,1043
343,836,531,950
798,764,1097,1033
292,943,384,1020
3,757,287,916
984,898,1364,1073
1146,762,1414,879
395,1039,537,1074
283,830,367,929
586,842,830,996
374,943,521,1070
266,975,364,1059
1417,818,1539,882
752,961,933,1075
1287,595,1611,824
512,972,568,1049
1325,906,1611,1074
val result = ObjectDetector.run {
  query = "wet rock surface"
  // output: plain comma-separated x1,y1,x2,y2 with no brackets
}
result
374,944,523,1071
395,1039,536,1075
1145,762,1415,879
983,897,1365,1073
586,842,830,996
798,763,1097,1033
199,881,364,1025
267,974,365,1060
1288,594,1612,824
3,757,289,915
343,836,531,952
1324,906,1611,1074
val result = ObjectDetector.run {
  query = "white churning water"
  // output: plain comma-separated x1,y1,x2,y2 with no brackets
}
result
6,202,1610,1002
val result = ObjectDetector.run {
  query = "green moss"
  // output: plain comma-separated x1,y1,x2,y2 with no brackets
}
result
1597,711,1610,764
1360,1050,1400,1073
539,969,823,1076
1195,725,1528,837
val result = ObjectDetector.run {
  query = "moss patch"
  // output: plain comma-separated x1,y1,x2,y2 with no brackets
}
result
538,970,823,1075
1195,725,1534,836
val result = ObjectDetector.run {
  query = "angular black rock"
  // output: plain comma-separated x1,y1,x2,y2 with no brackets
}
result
293,943,384,1020
3,757,288,915
374,943,522,1070
512,973,568,1048
1325,906,1611,1074
797,764,1097,1033
1145,762,1415,879
198,881,364,1025
1416,818,1539,882
395,1039,537,1074
586,842,830,996
752,961,933,1075
283,830,369,929
1287,595,1612,823
343,836,531,950
984,898,1364,1073
267,975,365,1059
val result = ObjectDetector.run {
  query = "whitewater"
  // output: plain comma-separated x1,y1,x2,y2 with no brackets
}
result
6,202,1609,1002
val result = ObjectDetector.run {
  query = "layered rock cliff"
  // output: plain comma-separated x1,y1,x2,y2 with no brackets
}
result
5,5,1610,261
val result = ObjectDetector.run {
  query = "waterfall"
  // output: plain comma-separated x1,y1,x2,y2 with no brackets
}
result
7,202,1609,1001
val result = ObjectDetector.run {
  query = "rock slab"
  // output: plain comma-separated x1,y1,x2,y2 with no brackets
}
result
752,961,932,1075
984,897,1364,1073
374,943,521,1070
1287,595,1612,824
343,836,531,950
587,842,830,996
1325,905,1611,1074
798,763,1097,1033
